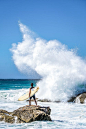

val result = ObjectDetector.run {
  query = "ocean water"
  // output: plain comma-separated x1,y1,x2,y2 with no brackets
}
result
0,79,86,129
2,23,86,128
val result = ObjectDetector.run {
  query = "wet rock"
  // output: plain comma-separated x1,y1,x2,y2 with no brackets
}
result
54,100,61,103
38,99,52,102
0,110,15,123
0,105,51,123
0,113,4,121
38,99,61,103
0,109,10,114
75,93,86,104
67,97,76,102
5,115,15,123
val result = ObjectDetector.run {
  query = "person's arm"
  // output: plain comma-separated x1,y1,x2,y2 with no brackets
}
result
29,88,31,98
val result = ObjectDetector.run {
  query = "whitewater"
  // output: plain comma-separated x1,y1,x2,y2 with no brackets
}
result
10,23,86,102
0,23,86,128
0,79,86,129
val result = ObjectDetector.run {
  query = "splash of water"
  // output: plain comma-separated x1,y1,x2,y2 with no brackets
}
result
10,23,86,101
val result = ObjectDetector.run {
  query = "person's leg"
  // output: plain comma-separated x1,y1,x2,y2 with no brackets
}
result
35,99,37,105
29,96,32,106
29,99,31,106
33,95,37,105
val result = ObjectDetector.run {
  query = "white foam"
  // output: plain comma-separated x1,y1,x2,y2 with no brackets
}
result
0,89,28,102
10,23,86,101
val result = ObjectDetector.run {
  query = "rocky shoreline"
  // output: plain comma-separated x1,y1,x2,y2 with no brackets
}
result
37,92,86,104
1,92,86,124
0,105,51,123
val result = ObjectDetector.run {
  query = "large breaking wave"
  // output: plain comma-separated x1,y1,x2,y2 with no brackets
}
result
10,23,86,101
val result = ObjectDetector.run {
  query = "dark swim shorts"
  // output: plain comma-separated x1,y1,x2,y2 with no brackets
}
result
30,94,35,100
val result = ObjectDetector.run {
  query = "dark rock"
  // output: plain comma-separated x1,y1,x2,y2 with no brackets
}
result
38,99,61,103
0,105,51,123
54,100,61,103
38,99,52,102
67,97,76,102
0,109,10,114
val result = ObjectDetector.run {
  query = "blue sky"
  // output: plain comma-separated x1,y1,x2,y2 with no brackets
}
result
0,0,86,79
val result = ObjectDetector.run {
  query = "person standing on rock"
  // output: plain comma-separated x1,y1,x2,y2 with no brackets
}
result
29,83,37,106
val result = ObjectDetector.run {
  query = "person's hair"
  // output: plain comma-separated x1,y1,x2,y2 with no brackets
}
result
31,83,33,86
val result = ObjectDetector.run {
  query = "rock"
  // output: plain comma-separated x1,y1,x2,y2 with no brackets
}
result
38,99,52,102
67,96,76,102
5,115,15,123
0,105,51,123
0,109,15,123
0,109,10,114
38,99,60,103
75,93,86,104
0,113,4,121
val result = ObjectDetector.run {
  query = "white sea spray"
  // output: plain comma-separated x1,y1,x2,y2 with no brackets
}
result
10,23,86,101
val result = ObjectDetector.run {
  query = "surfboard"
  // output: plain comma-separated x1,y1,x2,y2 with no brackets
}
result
18,86,39,101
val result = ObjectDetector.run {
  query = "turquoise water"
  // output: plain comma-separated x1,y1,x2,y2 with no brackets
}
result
0,79,39,90
0,79,86,129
